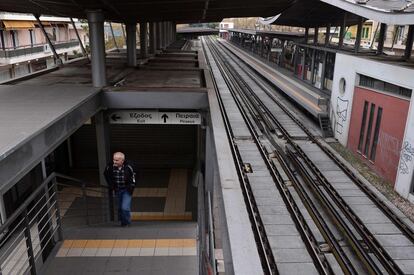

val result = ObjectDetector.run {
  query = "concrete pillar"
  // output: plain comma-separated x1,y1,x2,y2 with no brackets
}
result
164,22,169,48
95,111,112,221
355,17,363,53
140,22,148,59
172,23,176,42
158,22,164,49
149,22,156,54
126,23,137,66
404,25,414,60
87,10,107,87
156,22,162,50
377,23,387,55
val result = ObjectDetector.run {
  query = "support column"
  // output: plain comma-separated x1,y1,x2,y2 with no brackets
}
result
304,27,309,44
95,111,112,221
338,13,347,49
149,22,156,54
301,47,306,80
172,23,176,42
140,22,148,59
404,25,414,60
310,49,316,83
156,22,162,50
325,24,331,46
34,14,62,65
260,36,265,57
314,27,319,44
126,23,137,67
320,51,327,89
70,18,87,57
159,22,164,49
162,22,168,49
377,23,387,55
87,10,107,87
355,17,363,53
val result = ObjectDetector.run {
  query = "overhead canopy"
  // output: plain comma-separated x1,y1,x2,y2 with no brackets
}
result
274,0,363,27
274,0,414,27
0,0,297,23
2,20,35,29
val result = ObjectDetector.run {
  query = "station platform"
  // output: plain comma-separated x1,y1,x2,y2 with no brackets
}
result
44,222,197,275
219,39,328,118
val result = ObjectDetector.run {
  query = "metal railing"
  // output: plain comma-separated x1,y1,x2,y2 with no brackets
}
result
0,172,109,275
0,40,80,59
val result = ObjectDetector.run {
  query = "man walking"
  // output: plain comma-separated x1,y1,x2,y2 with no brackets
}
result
104,152,136,226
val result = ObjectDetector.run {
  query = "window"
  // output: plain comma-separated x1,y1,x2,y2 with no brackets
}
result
29,29,36,46
363,103,376,156
358,101,369,152
359,74,412,99
10,31,18,48
370,107,382,161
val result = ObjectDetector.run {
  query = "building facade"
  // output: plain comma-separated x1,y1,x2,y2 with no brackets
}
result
0,13,87,82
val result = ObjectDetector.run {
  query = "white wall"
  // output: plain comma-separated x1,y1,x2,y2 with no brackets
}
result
331,53,414,200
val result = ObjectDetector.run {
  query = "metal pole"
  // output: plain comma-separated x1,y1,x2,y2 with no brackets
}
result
339,13,347,48
304,27,309,44
70,18,88,57
126,23,137,67
87,10,107,87
52,177,64,241
140,22,148,59
314,27,319,45
355,17,363,53
325,24,331,46
34,14,62,66
404,25,414,60
109,22,120,52
24,210,37,275
301,47,306,80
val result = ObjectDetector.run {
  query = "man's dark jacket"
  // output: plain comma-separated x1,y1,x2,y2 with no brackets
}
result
104,161,136,193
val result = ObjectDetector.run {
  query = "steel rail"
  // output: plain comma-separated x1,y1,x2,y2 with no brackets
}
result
219,39,414,245
202,37,277,275
213,38,365,275
215,37,408,274
207,37,330,275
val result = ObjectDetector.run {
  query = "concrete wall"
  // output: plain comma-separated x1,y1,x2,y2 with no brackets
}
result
330,53,414,200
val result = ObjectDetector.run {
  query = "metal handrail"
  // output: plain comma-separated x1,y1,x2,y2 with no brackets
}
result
0,172,109,275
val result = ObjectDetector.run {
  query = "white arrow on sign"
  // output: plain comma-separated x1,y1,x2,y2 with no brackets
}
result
108,110,201,125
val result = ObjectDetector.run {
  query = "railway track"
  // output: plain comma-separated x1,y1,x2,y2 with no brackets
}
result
202,36,414,275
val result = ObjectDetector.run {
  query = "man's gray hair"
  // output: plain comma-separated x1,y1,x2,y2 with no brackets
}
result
113,152,125,160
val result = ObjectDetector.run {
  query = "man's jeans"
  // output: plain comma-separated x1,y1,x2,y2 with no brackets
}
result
117,188,132,225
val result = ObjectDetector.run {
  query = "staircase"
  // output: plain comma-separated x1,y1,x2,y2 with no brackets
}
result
318,114,333,138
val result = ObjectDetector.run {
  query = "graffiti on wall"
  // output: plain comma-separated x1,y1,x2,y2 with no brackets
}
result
399,141,414,174
335,97,349,135
377,132,402,168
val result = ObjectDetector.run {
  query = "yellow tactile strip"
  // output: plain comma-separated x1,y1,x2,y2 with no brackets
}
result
131,211,192,221
56,239,197,257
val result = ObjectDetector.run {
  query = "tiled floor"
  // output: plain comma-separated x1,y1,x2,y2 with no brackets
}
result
43,222,198,275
